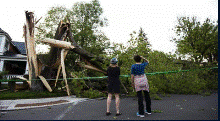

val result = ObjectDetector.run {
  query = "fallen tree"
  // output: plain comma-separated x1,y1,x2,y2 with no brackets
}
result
24,11,107,95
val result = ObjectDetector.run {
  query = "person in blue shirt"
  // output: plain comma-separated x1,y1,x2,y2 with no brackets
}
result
131,55,151,118
106,58,122,116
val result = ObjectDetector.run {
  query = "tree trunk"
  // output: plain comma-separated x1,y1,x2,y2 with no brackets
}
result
24,14,108,92
24,11,44,92
39,20,69,88
67,26,107,74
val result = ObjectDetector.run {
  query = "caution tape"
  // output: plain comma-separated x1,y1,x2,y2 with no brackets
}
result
0,67,218,82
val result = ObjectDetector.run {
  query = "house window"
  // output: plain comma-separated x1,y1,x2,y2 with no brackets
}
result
4,61,26,75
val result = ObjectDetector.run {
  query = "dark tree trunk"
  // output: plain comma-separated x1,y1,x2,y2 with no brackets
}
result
39,21,69,88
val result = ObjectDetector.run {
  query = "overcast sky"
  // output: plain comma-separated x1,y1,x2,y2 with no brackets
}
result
0,0,218,54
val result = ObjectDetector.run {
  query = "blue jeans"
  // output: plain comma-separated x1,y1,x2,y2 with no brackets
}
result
137,90,151,115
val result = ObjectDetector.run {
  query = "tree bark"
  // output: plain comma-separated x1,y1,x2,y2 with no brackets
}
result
39,20,70,88
24,11,44,92
24,13,108,93
67,26,107,74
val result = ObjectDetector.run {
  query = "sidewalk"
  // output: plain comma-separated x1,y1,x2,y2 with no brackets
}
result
0,95,88,111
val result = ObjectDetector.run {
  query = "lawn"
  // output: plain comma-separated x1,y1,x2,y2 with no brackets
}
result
0,90,68,100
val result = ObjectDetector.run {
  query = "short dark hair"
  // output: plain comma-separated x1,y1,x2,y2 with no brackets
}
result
134,55,141,62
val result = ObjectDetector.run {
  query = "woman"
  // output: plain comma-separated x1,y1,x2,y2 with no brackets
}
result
106,58,122,116
131,55,151,118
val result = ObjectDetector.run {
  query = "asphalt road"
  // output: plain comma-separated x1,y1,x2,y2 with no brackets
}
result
0,93,218,120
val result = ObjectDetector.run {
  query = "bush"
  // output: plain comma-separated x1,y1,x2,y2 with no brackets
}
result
69,78,107,98
67,30,218,96
81,88,106,99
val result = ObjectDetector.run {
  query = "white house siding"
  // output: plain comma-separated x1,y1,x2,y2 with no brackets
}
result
0,35,5,55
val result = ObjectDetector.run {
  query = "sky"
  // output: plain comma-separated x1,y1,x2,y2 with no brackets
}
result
0,0,218,54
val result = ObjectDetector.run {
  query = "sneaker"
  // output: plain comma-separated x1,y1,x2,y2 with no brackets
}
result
145,110,151,115
137,112,145,118
106,112,111,116
116,113,122,116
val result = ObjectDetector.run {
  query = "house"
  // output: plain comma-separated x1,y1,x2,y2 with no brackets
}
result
0,28,28,80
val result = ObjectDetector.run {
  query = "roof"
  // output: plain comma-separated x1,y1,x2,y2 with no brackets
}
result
0,28,26,55
0,28,12,41
11,41,26,55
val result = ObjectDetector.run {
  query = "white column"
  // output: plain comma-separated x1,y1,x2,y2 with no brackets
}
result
24,61,29,75
0,60,4,72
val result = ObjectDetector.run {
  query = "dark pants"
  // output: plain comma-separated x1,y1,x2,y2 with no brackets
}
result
137,90,151,115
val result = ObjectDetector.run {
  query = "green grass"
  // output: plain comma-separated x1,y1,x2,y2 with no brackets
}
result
204,91,211,96
162,93,166,97
152,109,163,113
0,90,68,100
151,94,162,100
81,88,107,99
167,94,171,97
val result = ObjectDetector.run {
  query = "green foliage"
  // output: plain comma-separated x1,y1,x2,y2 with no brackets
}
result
108,28,152,89
204,91,211,96
0,90,67,100
36,8,218,97
167,94,171,97
69,78,107,99
0,71,8,78
81,88,106,99
69,79,88,97
108,27,218,96
151,94,162,100
152,109,163,113
127,91,137,97
36,0,110,75
172,17,218,63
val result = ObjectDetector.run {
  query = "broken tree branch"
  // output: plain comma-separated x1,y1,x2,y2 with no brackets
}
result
35,38,75,49
35,17,42,25
38,76,52,92
61,49,70,96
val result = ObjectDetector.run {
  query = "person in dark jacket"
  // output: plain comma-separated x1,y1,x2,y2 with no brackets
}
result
106,58,122,116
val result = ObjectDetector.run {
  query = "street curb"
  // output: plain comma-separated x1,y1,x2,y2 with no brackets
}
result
0,96,89,111
1,100,72,111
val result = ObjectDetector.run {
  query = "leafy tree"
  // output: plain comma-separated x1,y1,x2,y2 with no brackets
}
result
109,27,217,95
68,0,109,54
110,28,151,74
172,17,218,64
36,0,110,75
201,19,218,64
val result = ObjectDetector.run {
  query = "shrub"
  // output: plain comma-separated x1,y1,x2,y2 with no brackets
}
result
81,88,106,99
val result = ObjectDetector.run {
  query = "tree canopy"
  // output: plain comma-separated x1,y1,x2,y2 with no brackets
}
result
172,17,218,64
37,0,109,55
36,0,110,75
34,2,218,96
